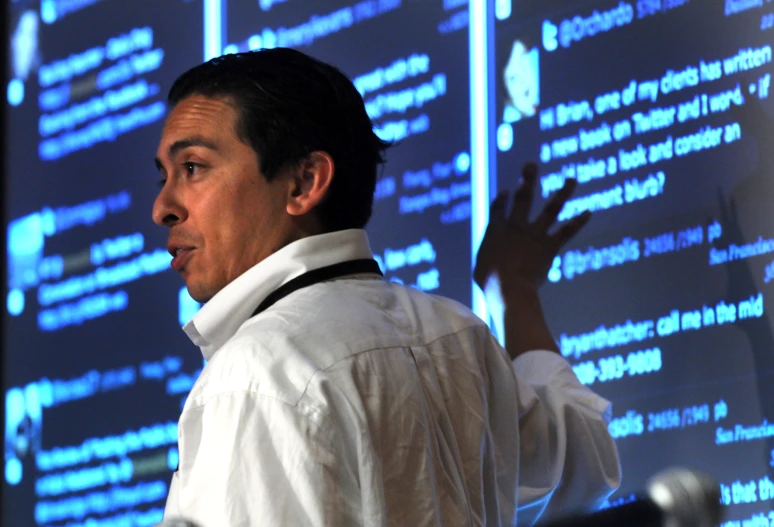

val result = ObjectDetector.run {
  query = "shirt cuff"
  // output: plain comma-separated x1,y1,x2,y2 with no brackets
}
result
513,350,613,423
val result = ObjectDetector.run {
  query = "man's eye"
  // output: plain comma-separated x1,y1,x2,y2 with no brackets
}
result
184,162,200,175
157,178,167,188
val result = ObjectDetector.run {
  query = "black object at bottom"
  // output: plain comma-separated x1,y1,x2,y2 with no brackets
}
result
537,498,664,527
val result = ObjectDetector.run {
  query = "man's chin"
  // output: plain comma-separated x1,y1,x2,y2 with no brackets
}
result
184,280,215,304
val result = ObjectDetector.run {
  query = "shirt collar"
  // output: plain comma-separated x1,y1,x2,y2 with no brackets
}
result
183,228,376,361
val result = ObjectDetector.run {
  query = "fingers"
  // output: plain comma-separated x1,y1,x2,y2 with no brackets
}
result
551,210,591,249
533,177,577,233
489,190,510,222
508,162,538,224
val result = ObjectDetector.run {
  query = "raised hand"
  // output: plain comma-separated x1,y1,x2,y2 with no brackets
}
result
473,162,590,358
474,162,590,296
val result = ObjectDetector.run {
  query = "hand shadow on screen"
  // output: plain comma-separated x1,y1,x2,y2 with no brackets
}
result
717,92,774,472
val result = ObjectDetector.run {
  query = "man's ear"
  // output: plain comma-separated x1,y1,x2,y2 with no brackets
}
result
286,151,334,217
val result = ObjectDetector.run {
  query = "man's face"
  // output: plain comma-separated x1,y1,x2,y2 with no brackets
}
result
153,95,293,303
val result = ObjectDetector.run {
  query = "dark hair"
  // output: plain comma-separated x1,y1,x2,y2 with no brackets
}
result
167,48,392,232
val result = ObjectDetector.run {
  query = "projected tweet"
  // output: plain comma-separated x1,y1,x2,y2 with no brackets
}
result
504,46,770,221
36,27,166,161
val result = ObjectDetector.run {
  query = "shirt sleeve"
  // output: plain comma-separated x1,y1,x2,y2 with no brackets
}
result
511,349,622,525
169,390,360,527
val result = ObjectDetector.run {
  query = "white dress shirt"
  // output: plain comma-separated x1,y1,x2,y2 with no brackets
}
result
163,229,620,526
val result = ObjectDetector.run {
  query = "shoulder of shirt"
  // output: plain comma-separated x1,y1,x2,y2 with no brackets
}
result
185,278,499,413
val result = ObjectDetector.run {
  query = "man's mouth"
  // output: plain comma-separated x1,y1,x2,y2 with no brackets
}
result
169,246,195,272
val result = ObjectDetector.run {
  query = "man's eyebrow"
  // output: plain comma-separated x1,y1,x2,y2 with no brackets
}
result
153,137,220,172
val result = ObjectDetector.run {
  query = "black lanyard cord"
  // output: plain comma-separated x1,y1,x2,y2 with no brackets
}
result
250,259,383,318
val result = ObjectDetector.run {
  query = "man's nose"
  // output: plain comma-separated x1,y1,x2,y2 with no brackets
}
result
152,182,187,227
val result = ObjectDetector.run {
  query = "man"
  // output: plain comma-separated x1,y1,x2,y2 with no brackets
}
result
154,48,620,526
